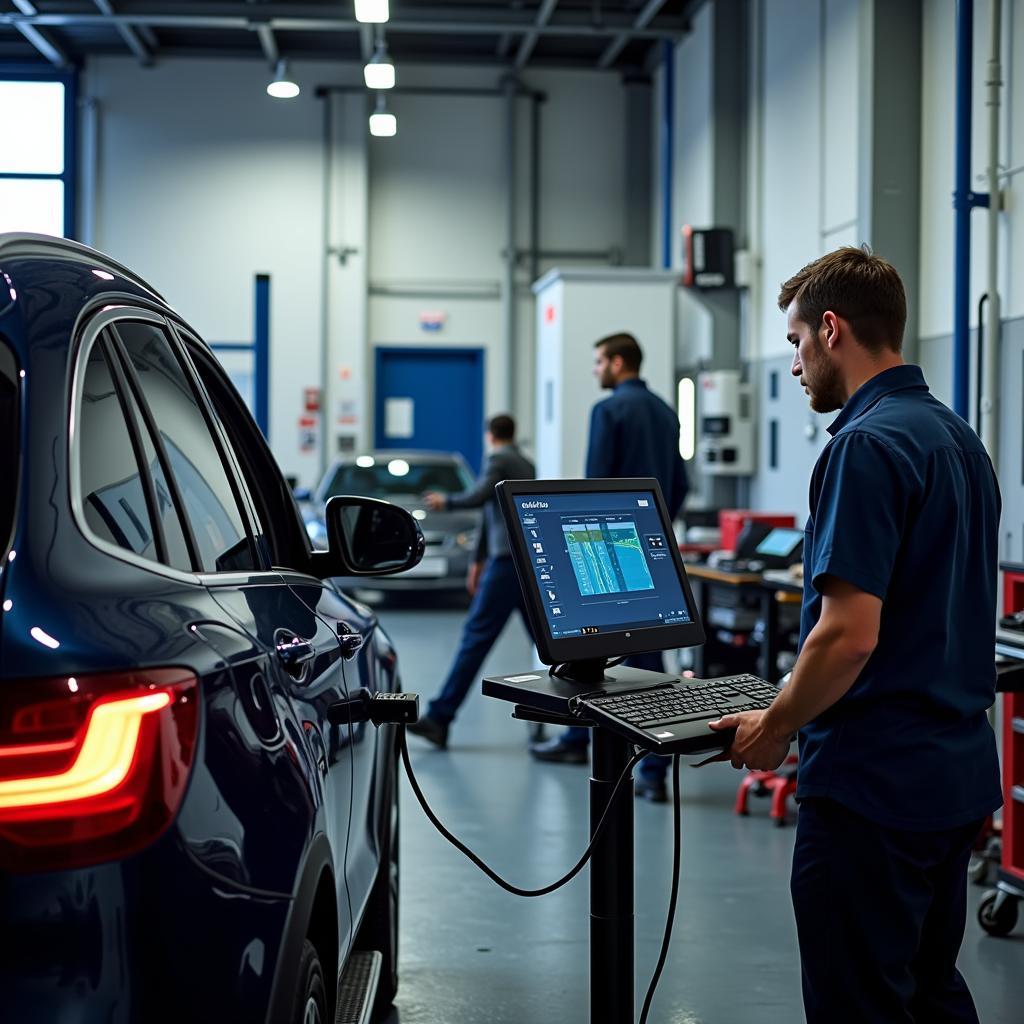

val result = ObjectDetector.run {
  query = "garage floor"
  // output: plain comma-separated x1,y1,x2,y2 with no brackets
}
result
376,605,1022,1024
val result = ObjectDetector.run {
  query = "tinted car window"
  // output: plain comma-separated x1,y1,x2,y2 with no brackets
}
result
187,342,312,574
79,341,160,561
105,334,193,573
116,321,256,574
0,341,19,554
328,460,472,499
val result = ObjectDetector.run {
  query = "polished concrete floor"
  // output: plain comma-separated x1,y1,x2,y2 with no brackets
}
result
374,603,1022,1024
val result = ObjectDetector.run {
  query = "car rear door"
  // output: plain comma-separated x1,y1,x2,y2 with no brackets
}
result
164,324,365,953
104,316,352,912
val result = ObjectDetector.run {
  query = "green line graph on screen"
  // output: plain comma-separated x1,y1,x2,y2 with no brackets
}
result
563,521,655,597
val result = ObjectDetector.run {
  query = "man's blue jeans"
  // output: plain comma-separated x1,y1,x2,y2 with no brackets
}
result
428,556,529,726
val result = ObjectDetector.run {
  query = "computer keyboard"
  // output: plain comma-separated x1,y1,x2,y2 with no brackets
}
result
588,674,778,728
578,674,780,754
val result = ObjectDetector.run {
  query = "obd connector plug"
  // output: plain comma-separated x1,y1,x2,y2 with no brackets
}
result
328,690,420,726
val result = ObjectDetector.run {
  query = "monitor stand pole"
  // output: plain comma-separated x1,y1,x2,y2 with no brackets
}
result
590,725,634,1024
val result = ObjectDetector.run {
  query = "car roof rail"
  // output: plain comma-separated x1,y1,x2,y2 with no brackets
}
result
0,232,167,304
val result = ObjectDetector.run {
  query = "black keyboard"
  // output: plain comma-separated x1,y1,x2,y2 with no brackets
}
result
579,674,780,754
588,674,777,727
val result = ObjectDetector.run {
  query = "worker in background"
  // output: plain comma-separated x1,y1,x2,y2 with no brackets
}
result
709,246,1001,1023
530,332,689,803
406,414,535,749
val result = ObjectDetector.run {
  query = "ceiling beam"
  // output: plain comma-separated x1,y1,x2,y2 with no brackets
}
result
514,0,558,70
93,0,153,65
597,0,668,69
9,0,70,67
0,6,682,42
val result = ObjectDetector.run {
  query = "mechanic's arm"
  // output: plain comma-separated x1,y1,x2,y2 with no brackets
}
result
709,576,881,770
443,457,503,511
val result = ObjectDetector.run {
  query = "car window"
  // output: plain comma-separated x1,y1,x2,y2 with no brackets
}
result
327,460,472,500
186,339,312,573
103,330,194,573
78,339,162,562
115,321,257,574
0,340,20,555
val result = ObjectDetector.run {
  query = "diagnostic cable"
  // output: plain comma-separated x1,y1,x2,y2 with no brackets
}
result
342,692,686,1020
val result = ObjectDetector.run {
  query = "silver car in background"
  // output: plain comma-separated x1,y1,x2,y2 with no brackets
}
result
300,451,480,592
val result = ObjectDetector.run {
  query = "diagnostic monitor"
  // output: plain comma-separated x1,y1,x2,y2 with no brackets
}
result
496,478,705,667
753,526,804,562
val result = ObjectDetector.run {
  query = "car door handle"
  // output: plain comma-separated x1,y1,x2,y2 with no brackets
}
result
337,623,365,660
275,634,316,677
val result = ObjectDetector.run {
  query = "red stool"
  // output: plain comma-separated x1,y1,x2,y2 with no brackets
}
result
735,754,799,826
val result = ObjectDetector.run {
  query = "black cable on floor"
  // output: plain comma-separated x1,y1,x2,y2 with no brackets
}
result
639,753,683,1024
398,726,645,898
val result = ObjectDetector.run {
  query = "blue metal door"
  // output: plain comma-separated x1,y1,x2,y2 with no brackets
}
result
374,347,486,472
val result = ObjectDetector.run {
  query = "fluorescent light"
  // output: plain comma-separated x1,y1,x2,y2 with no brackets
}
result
364,61,395,90
387,459,410,477
678,377,696,461
369,112,397,136
267,60,300,99
364,39,395,89
356,455,376,468
355,0,389,23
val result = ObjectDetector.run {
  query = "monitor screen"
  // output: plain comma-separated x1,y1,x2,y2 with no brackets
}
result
497,479,704,665
754,527,804,559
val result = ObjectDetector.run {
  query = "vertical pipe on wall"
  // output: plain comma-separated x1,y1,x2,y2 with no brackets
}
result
981,0,1002,461
660,39,674,270
952,0,976,421
319,93,333,476
529,95,541,287
504,76,518,413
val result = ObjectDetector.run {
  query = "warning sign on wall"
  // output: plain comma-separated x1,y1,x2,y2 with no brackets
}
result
298,415,318,452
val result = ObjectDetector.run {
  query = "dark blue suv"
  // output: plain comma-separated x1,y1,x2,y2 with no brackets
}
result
0,234,421,1023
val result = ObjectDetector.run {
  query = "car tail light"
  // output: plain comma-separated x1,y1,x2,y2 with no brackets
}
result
0,668,199,872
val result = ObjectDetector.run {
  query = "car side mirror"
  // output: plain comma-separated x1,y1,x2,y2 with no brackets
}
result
314,495,425,577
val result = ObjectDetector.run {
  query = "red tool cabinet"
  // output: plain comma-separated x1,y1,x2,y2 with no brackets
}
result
979,562,1024,935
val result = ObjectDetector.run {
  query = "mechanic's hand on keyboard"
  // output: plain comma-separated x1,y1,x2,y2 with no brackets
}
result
706,710,792,771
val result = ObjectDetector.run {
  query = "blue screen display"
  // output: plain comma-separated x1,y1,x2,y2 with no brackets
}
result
514,491,692,640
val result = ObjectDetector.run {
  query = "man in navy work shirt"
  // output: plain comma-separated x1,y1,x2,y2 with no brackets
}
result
710,247,1001,1023
530,333,689,803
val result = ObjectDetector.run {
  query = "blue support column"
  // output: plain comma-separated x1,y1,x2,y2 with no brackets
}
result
254,273,270,438
952,0,989,421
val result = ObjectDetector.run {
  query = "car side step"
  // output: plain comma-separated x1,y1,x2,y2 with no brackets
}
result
335,949,381,1024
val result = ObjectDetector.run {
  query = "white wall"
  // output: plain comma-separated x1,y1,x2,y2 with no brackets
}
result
919,0,1024,339
79,57,631,486
81,56,340,487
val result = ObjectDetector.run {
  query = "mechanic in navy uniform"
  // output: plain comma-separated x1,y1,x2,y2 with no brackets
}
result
710,247,1002,1023
530,333,689,802
406,414,536,749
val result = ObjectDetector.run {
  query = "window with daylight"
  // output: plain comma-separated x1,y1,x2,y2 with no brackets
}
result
0,75,74,237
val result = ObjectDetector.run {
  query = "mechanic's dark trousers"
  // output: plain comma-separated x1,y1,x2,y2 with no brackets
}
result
792,797,984,1024
428,556,529,726
560,650,670,784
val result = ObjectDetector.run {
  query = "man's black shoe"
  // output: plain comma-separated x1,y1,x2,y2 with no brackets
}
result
529,738,588,764
406,715,448,750
634,778,669,803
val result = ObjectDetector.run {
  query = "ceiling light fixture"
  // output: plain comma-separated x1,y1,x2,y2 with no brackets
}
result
267,59,300,99
355,0,389,24
364,40,395,90
369,95,397,137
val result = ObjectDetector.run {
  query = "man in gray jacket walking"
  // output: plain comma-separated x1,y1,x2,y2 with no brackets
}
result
407,414,535,748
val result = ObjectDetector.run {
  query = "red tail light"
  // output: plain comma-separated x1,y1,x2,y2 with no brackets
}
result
0,668,199,872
